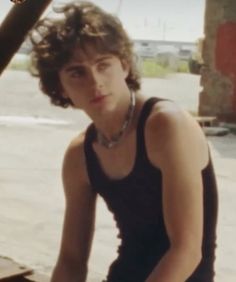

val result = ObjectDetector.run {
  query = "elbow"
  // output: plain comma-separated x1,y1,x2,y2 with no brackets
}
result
171,243,202,271
186,245,202,271
192,248,202,267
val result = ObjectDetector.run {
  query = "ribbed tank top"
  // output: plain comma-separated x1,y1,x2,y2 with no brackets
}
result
84,97,218,282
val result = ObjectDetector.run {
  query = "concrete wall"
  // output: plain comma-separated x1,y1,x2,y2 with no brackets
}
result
199,0,236,122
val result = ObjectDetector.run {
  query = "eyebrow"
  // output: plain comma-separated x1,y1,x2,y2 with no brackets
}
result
93,55,112,64
64,55,112,73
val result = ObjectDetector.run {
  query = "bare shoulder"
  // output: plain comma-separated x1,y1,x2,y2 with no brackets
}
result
62,130,91,197
146,100,202,135
145,100,209,170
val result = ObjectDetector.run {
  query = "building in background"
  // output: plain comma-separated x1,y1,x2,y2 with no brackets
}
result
133,39,196,60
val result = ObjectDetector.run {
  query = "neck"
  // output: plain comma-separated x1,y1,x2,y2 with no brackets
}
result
95,90,136,148
95,92,132,138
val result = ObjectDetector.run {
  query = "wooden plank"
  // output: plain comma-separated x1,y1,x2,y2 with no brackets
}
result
0,257,32,280
195,116,216,122
0,257,50,281
23,273,50,282
195,116,217,127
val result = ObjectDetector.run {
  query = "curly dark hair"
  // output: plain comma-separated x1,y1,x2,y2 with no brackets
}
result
30,0,141,108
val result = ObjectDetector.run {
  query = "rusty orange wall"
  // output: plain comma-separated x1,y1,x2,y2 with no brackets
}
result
215,22,236,111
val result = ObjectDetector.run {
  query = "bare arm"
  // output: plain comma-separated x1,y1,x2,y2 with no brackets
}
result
51,134,97,282
145,105,208,282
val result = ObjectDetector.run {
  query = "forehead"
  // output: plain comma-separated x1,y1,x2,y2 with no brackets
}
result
66,44,116,65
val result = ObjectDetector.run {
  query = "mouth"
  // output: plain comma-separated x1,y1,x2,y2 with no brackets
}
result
90,93,108,104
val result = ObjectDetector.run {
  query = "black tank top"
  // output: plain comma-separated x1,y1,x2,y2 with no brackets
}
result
84,97,218,282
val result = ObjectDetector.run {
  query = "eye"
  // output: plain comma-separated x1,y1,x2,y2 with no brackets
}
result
97,62,110,71
70,67,86,78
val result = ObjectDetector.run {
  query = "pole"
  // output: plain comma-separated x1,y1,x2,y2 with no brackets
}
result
0,0,52,75
116,0,123,16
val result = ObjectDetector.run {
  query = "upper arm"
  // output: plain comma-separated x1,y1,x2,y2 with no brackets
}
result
147,105,208,253
58,133,97,268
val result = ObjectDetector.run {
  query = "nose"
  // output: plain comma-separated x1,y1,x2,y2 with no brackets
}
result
89,68,103,89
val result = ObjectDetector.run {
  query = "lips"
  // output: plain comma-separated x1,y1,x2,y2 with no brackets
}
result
90,96,105,103
90,92,108,104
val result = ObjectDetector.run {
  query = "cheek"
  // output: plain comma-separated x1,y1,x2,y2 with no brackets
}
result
119,70,129,85
61,78,85,95
106,68,128,85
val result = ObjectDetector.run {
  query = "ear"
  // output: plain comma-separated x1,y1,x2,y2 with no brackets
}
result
121,59,130,79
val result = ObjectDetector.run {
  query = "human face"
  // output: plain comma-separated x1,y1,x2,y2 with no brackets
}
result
58,47,129,116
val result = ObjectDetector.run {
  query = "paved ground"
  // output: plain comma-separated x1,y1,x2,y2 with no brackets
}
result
0,70,235,281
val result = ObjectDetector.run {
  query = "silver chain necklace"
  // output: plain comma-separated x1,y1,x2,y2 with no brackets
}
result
96,91,136,149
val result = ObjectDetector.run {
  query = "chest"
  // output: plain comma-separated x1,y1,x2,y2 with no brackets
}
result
92,131,137,180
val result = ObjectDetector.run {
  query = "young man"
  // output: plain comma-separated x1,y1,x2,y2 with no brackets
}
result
30,1,218,281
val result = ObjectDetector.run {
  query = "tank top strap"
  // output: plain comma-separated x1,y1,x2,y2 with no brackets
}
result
84,123,103,187
135,97,166,165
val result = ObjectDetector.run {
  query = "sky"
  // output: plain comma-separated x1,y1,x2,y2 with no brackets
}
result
0,0,205,42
